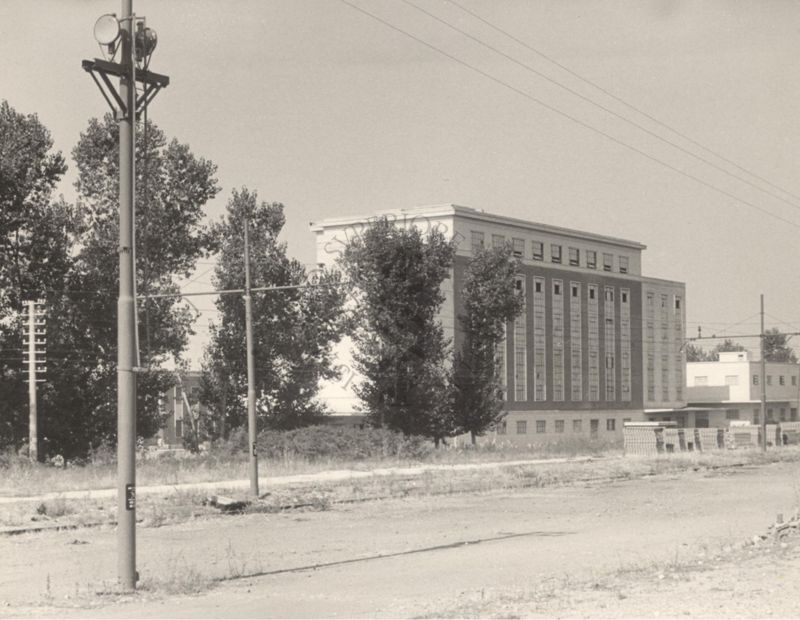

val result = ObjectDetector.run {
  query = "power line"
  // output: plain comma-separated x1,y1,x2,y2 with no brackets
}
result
444,0,800,208
401,0,800,216
337,0,800,230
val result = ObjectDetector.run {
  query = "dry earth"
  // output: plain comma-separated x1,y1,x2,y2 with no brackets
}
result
2,457,800,618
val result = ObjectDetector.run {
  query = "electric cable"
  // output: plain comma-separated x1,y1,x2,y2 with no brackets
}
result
445,0,800,207
337,0,800,230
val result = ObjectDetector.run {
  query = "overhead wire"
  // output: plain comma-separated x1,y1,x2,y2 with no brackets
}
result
444,0,800,207
336,0,800,230
399,0,800,216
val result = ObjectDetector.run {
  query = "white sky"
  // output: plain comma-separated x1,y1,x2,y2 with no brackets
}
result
2,0,800,364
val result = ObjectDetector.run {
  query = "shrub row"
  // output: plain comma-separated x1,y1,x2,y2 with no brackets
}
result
256,425,433,461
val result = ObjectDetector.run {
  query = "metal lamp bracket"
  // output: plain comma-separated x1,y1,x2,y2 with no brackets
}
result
82,57,169,120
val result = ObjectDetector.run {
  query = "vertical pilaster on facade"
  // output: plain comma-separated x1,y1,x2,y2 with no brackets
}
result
532,277,547,401
621,288,631,402
569,281,583,402
588,284,600,401
513,276,527,402
552,280,565,402
604,286,616,401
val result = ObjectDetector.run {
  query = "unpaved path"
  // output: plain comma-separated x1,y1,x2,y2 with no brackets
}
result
4,459,800,618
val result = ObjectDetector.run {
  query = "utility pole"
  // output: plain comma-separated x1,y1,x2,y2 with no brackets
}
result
116,0,138,591
22,300,46,462
244,218,259,496
760,294,767,451
83,0,167,592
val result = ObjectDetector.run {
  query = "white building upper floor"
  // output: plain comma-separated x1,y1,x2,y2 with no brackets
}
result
686,351,800,403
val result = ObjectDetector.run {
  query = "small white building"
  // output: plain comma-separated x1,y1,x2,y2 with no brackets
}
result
684,351,800,427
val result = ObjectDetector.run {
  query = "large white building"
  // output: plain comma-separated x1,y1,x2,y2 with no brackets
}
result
311,204,687,440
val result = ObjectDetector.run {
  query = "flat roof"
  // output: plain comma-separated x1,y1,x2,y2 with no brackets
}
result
310,203,647,251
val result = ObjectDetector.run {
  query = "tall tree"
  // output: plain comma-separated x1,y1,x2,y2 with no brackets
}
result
763,328,797,363
36,114,220,457
340,217,455,438
202,188,349,433
0,101,72,451
451,246,524,443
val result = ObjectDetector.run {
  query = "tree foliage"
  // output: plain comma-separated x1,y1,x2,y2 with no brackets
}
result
0,112,219,457
340,217,455,438
202,189,349,433
451,246,524,442
708,339,746,361
763,328,797,363
684,343,712,362
0,101,73,452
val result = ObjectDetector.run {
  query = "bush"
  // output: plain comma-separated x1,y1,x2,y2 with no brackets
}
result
257,425,433,462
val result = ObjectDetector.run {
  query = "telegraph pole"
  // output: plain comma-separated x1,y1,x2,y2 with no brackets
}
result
244,219,259,496
760,294,767,451
26,301,38,462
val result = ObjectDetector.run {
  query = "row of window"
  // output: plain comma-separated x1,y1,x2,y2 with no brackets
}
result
498,417,631,435
750,407,800,423
752,374,798,386
470,231,631,274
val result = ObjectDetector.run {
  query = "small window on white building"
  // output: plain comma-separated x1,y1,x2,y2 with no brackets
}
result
512,237,524,258
619,256,629,274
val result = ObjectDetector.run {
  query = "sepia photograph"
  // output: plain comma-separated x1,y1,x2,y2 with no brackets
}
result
1,1,799,617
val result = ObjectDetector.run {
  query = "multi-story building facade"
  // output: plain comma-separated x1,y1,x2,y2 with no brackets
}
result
155,371,206,447
311,204,687,440
685,351,800,427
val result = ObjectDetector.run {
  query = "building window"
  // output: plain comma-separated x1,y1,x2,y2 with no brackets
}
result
586,251,597,269
516,420,527,434
512,237,524,258
791,408,798,421
725,375,739,386
555,420,565,433
497,420,507,435
619,256,629,274
604,286,616,401
492,234,505,249
175,419,183,438
536,420,546,434
532,241,544,261
767,375,772,386
675,296,681,310
622,291,628,303
552,279,565,401
573,419,583,433
780,375,785,386
588,285,600,400
606,418,616,431
533,277,547,401
753,375,759,385
590,419,599,438
726,409,739,420
568,247,580,266
780,408,787,422
753,410,760,425
603,253,613,272
513,277,527,402
471,231,484,255
767,408,774,422
570,281,583,402
793,376,798,387
551,244,562,264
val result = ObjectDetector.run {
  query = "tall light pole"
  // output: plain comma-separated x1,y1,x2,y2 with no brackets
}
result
83,1,168,591
760,294,767,451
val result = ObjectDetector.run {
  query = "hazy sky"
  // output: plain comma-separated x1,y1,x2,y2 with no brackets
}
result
2,0,799,362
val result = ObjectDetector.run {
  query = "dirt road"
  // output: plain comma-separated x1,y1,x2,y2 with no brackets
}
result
4,459,800,618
